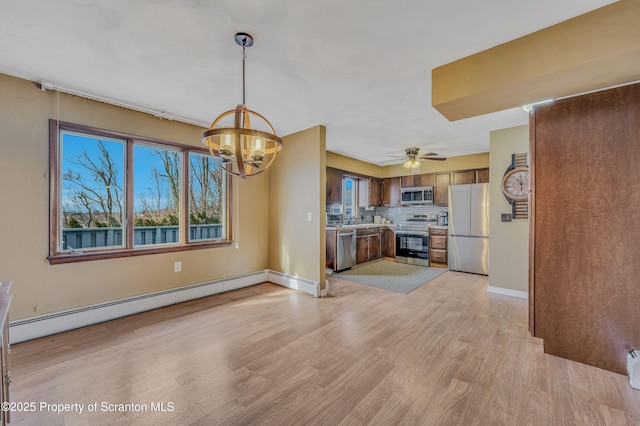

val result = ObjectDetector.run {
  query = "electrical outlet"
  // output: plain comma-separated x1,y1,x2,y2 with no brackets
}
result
174,261,182,272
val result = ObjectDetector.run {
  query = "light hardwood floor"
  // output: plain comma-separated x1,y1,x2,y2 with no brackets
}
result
9,270,640,425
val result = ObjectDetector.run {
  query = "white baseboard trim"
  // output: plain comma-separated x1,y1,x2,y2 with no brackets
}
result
320,280,330,297
10,270,269,344
266,270,320,298
487,285,528,300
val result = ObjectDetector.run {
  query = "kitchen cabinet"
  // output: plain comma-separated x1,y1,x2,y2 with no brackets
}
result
400,173,434,188
381,227,395,258
369,178,382,206
429,228,448,267
358,177,382,208
434,172,450,206
453,170,476,184
452,168,491,185
326,230,337,270
476,168,490,183
326,167,343,204
382,177,401,206
356,235,369,264
356,227,382,264
368,234,381,260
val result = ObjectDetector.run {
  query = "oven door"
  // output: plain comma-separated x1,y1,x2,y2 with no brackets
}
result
395,232,429,260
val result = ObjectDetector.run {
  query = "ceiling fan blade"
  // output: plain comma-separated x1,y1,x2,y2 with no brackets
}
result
423,157,447,161
419,152,439,157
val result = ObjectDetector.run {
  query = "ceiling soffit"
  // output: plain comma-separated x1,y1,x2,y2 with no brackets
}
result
432,0,640,121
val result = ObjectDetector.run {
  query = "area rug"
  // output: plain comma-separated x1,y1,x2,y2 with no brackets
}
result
333,261,447,294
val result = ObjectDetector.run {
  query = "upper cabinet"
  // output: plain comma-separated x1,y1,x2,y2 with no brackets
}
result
401,173,435,188
326,167,343,204
434,172,450,206
476,168,490,183
358,177,382,208
327,166,488,209
452,168,490,185
452,170,476,185
369,178,382,206
382,177,401,206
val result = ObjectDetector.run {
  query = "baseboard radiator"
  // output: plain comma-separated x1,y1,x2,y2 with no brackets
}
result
10,269,319,344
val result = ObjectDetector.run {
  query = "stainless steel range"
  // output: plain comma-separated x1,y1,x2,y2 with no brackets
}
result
395,215,436,267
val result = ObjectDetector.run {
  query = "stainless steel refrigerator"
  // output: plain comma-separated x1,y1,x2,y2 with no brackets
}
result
448,183,489,275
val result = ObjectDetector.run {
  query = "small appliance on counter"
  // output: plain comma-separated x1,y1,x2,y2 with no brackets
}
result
326,213,342,227
437,212,448,226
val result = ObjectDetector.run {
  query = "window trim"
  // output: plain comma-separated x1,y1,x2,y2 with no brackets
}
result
48,120,233,264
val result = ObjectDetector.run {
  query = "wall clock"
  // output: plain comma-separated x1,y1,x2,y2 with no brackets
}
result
502,167,529,201
502,153,529,219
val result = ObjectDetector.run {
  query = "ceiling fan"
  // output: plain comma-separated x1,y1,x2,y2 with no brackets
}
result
385,147,447,170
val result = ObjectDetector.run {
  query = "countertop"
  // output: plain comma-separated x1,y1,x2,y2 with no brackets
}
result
326,224,449,231
326,223,395,231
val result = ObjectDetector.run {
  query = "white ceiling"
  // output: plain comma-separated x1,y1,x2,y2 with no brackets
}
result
0,0,615,166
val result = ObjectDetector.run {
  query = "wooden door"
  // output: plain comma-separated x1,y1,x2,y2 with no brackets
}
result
532,82,640,374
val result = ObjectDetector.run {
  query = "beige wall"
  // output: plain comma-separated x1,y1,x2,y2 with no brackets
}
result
0,73,269,320
432,0,640,120
268,126,326,288
382,152,489,178
326,152,382,178
488,125,529,293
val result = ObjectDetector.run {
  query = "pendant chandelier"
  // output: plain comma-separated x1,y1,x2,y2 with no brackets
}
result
203,32,283,178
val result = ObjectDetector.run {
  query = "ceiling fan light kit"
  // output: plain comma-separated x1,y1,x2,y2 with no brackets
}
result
202,32,283,179
401,147,446,170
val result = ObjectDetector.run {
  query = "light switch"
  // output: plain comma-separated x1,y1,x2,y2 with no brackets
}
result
174,261,182,272
307,212,312,222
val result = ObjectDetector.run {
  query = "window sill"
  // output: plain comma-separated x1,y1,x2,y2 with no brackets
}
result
48,240,233,265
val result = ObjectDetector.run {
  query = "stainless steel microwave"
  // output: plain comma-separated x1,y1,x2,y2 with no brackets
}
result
401,186,434,205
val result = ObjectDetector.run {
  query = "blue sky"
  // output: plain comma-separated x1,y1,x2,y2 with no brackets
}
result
61,132,178,212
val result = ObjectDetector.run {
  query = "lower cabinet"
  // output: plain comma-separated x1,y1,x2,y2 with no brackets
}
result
356,236,369,264
326,230,337,270
429,228,448,267
381,228,395,258
356,228,382,264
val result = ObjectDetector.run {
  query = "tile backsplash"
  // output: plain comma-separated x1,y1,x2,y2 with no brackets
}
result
360,205,448,225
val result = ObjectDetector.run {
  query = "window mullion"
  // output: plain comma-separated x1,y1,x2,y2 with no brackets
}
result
125,139,135,249
181,149,189,244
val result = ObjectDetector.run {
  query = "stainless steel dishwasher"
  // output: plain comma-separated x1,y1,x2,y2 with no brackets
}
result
336,229,357,271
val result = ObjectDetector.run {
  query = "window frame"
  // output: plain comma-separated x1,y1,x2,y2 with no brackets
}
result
48,120,233,264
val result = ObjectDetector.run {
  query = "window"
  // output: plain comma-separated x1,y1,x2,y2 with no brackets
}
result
49,120,231,264
343,177,357,217
133,145,182,247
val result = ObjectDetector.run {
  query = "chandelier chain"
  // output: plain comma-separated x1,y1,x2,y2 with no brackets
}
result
242,44,247,106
